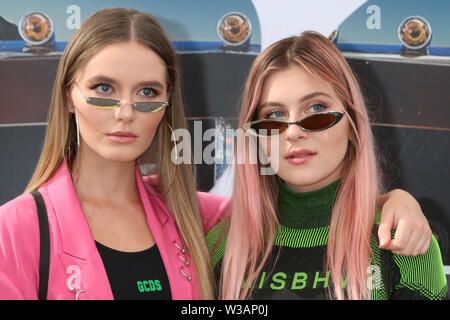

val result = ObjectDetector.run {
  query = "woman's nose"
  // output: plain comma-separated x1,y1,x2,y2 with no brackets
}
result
284,121,307,140
114,101,135,121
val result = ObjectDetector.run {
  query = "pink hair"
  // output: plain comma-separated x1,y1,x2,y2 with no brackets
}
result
221,31,381,300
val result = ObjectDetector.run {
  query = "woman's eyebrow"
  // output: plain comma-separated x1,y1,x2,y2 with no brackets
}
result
299,91,334,103
259,92,334,109
136,81,165,90
84,76,165,90
85,75,117,85
258,101,285,109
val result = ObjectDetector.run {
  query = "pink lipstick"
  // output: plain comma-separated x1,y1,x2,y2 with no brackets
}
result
285,149,316,165
106,131,137,143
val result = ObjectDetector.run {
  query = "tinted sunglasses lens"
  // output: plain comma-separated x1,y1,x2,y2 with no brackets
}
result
251,121,287,136
133,102,166,112
86,97,119,108
300,113,338,131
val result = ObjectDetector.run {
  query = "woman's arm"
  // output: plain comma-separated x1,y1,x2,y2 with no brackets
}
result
197,192,232,234
389,235,448,300
0,194,40,299
377,189,431,256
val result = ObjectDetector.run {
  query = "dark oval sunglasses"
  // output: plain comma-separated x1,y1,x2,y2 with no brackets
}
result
242,111,344,137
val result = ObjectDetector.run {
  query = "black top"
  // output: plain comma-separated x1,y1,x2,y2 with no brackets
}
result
95,242,172,300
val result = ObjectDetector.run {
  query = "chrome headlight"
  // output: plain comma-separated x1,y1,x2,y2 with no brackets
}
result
217,12,252,47
18,12,54,45
398,16,432,50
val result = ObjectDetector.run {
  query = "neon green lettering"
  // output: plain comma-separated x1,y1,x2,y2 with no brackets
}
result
313,271,329,289
291,272,308,290
258,272,267,289
155,280,162,291
270,272,286,290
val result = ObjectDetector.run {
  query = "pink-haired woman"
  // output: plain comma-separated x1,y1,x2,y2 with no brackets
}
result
207,31,447,300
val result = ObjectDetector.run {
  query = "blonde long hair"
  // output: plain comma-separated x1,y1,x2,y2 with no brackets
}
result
221,31,381,300
24,8,214,299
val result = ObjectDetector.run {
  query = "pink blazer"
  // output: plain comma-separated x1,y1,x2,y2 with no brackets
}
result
0,161,230,300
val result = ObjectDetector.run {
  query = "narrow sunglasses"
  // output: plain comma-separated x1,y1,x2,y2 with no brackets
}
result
242,111,344,137
75,83,169,113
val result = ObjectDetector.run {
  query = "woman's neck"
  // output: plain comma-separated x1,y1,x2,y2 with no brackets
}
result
71,151,140,206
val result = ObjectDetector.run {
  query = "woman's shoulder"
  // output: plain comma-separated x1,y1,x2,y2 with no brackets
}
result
0,193,40,262
0,192,39,227
0,192,41,245
196,192,231,233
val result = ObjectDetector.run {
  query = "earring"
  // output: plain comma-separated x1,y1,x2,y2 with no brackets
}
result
74,108,80,170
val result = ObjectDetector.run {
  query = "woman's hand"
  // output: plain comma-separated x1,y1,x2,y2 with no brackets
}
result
377,189,431,256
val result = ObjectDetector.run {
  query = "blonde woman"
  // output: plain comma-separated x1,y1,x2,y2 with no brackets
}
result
0,8,230,300
0,9,433,300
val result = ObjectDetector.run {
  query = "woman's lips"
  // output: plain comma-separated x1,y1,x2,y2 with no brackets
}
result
285,149,316,165
106,131,137,143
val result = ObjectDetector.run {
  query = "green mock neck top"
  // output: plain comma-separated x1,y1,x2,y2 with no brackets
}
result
278,178,340,229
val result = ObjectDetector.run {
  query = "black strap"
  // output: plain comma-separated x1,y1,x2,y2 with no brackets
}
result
31,191,50,300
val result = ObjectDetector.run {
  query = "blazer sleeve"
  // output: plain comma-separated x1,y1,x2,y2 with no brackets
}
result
196,192,231,234
0,193,40,299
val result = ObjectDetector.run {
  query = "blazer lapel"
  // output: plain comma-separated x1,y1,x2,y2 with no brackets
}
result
136,168,196,299
43,161,113,300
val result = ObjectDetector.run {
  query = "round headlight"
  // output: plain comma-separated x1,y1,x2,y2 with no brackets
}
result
18,12,54,45
217,12,251,47
398,16,431,50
